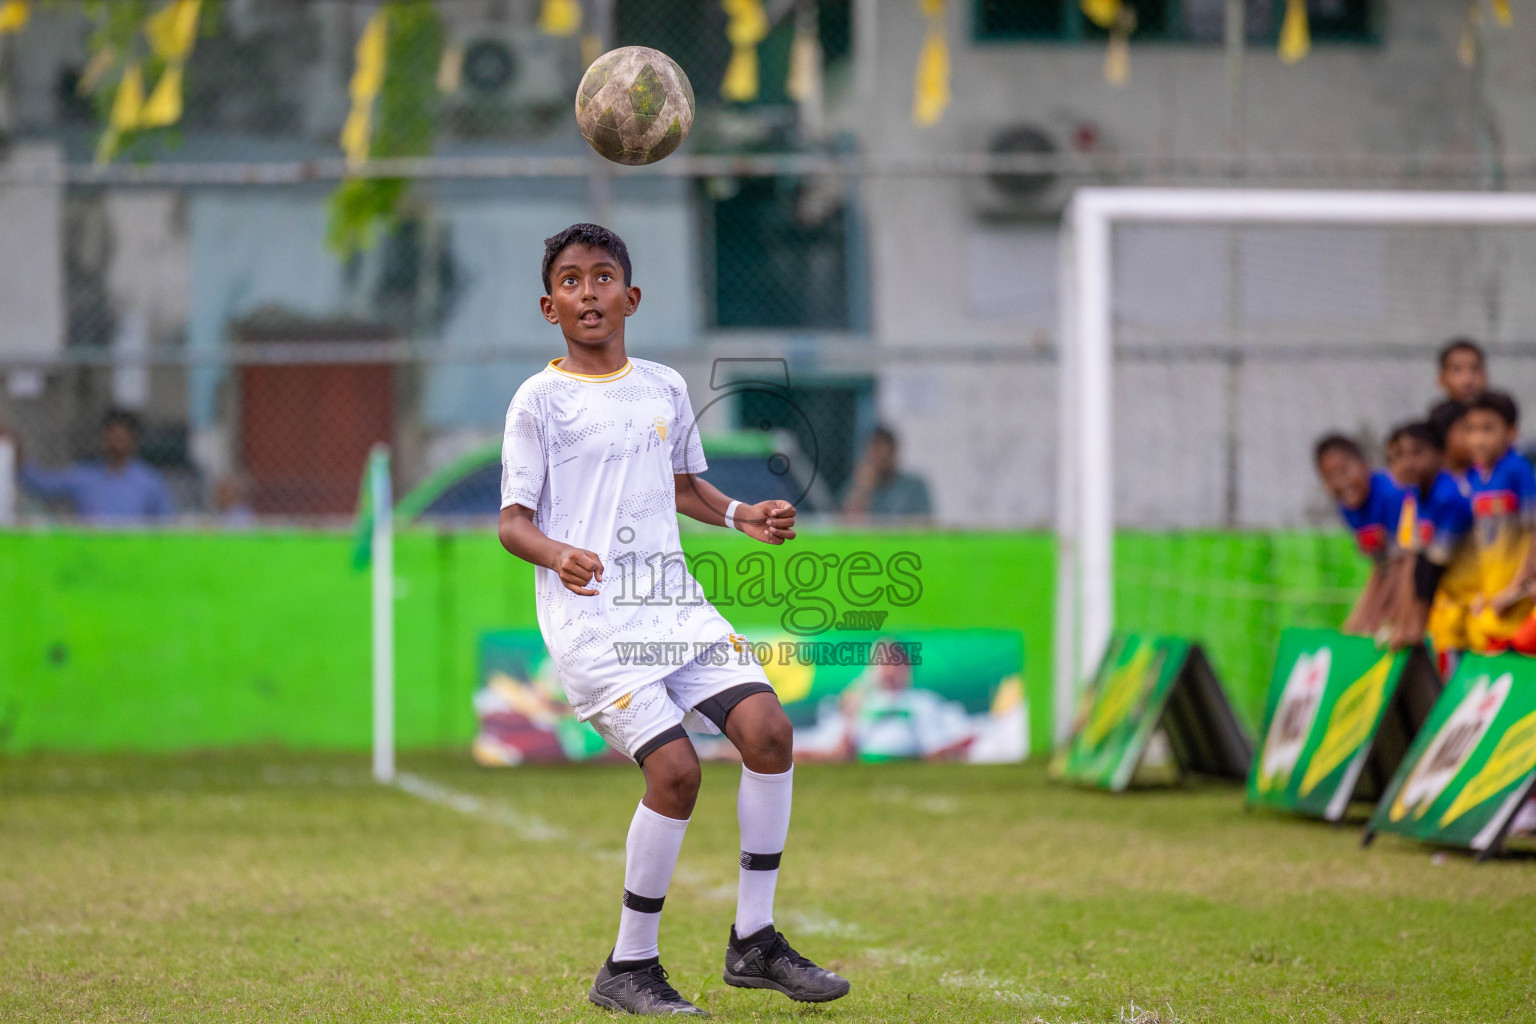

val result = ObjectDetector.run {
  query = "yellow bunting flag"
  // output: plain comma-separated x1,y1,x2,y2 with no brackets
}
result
144,0,201,61
78,44,116,94
721,0,769,102
1279,0,1310,64
436,40,464,92
1081,0,1120,28
93,0,202,161
110,63,146,132
342,9,389,169
786,21,822,103
136,0,200,131
1084,0,1132,85
581,33,603,69
97,61,145,162
139,64,184,127
911,0,950,127
538,0,581,37
1104,31,1129,85
0,0,29,35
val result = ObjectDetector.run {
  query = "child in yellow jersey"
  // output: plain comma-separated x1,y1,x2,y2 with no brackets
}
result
1462,392,1536,654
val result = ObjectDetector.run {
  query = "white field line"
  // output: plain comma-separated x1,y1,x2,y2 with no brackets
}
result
940,969,1073,1009
393,771,621,861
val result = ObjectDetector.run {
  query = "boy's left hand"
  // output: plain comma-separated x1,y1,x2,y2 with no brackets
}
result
1489,579,1535,615
738,501,797,544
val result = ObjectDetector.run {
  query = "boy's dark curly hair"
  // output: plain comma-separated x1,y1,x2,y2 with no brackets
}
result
541,223,632,294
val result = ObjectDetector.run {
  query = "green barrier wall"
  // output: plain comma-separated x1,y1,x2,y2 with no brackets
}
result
0,529,1055,755
1116,531,1371,733
0,528,1366,756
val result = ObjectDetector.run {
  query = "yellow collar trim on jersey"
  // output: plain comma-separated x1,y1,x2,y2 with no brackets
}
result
548,358,632,382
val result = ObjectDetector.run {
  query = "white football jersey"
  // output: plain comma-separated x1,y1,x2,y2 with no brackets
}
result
500,357,737,719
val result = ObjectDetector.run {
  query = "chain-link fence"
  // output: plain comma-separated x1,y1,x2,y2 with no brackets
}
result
7,182,1536,531
4,0,1536,534
0,334,1055,528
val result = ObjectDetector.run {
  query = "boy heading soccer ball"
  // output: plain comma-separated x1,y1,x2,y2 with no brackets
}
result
497,224,850,1015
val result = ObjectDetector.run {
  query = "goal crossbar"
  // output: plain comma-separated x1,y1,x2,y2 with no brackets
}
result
1054,187,1536,744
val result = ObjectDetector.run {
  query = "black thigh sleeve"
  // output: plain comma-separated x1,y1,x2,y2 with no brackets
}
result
1415,553,1447,604
693,682,777,732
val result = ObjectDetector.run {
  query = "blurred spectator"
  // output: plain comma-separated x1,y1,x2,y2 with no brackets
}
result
1436,337,1488,405
842,425,932,522
18,409,175,523
212,473,255,527
1314,432,1407,637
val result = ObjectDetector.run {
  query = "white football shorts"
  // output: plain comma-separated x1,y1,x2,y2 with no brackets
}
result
588,637,775,763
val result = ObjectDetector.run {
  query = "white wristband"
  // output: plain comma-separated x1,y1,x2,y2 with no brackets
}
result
724,500,742,532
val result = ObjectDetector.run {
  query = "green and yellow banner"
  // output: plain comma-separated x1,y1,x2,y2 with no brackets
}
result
1366,653,1536,856
1248,628,1441,821
1055,633,1251,791
474,629,1027,766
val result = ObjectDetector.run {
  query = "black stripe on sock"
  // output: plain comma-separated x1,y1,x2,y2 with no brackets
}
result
622,889,666,914
739,850,782,871
608,953,661,974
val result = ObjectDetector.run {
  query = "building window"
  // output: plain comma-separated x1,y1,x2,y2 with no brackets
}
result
974,0,1375,44
707,176,859,330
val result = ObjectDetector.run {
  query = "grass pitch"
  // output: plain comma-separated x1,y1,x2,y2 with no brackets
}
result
2,753,1532,1023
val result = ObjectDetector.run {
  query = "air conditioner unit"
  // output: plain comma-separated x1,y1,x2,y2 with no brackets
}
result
967,122,1067,220
442,28,576,133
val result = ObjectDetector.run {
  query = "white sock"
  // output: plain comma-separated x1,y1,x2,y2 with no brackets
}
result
612,801,690,964
735,765,793,937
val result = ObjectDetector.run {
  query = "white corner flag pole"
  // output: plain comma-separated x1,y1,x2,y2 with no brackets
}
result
0,436,15,527
370,444,395,784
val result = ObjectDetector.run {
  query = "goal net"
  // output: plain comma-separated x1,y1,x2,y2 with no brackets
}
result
1055,189,1536,742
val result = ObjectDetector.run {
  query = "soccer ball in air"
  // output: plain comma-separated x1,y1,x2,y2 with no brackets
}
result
575,46,695,166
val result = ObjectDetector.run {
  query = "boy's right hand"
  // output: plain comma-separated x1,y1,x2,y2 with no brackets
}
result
552,545,604,596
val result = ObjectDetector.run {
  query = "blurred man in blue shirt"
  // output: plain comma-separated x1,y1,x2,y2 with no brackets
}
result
842,425,933,522
19,409,174,523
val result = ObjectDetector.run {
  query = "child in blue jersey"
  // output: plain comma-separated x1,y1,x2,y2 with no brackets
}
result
1462,391,1536,654
1384,421,1475,666
1314,433,1409,637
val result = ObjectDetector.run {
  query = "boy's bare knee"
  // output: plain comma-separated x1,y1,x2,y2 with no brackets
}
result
741,707,793,773
643,741,701,817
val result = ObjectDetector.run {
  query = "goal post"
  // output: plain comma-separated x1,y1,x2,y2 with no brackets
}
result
1055,188,1536,745
369,444,395,784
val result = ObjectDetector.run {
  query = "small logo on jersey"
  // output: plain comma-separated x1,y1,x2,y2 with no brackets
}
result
1474,490,1516,519
653,416,669,442
614,692,633,711
1397,493,1418,552
1354,524,1386,555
